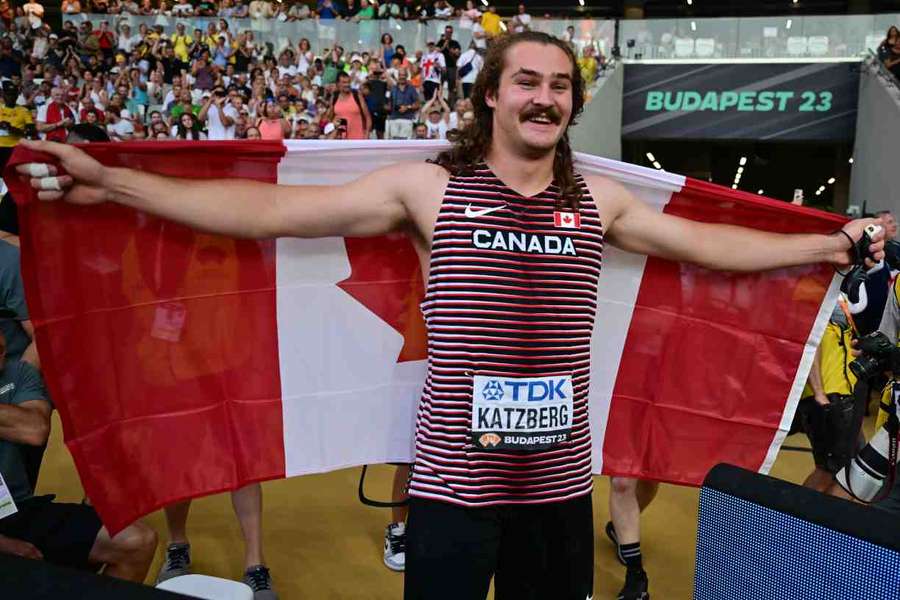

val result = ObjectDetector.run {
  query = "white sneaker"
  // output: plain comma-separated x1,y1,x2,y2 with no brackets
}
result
383,522,406,572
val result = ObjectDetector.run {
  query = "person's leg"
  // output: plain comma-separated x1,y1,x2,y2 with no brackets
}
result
803,467,835,492
392,464,410,524
157,500,193,582
385,464,411,572
494,495,593,600
609,477,654,600
404,497,498,600
231,482,264,569
163,500,192,544
88,522,158,582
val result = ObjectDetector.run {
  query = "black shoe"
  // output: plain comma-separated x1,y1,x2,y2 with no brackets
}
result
617,568,650,600
605,521,626,567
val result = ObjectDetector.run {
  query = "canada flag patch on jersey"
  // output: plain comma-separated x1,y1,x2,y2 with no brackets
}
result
553,211,581,229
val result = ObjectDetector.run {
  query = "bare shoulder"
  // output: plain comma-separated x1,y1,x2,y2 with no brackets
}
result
581,172,636,230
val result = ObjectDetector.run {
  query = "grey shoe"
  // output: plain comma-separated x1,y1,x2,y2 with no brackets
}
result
156,542,191,584
383,522,406,572
243,564,278,600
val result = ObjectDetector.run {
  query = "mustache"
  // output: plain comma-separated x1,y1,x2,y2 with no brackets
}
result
519,105,562,124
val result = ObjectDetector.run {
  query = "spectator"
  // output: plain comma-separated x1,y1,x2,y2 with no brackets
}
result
460,0,481,29
317,0,339,19
328,71,370,139
61,0,81,14
378,34,395,67
578,45,599,84
878,26,899,63
0,330,158,581
420,88,449,139
249,0,274,19
362,61,389,139
173,111,205,139
456,42,482,99
255,101,291,139
0,84,34,164
433,0,452,19
412,121,428,139
198,86,238,140
245,125,261,139
36,87,75,142
481,5,502,38
107,108,136,141
420,40,445,101
510,3,531,33
884,30,900,79
386,68,418,139
79,96,106,125
170,88,200,120
22,0,43,30
438,25,461,103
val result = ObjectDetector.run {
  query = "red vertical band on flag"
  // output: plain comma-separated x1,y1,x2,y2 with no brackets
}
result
602,179,846,484
5,141,287,533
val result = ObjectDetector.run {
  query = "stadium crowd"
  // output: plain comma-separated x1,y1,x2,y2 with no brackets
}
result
0,0,606,148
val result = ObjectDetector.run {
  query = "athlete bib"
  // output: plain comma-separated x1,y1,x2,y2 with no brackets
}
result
471,374,574,451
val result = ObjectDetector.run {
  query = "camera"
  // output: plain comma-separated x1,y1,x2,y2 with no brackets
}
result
848,331,900,380
836,332,900,502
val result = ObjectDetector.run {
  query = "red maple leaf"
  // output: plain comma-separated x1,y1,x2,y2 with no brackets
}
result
337,234,427,362
563,215,572,223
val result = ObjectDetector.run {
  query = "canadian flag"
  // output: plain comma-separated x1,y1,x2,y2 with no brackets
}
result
553,210,582,229
5,140,843,532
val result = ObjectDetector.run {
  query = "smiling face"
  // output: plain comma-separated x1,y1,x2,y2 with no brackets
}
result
484,41,574,158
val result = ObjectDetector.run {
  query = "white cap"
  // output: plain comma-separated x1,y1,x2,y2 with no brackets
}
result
350,54,362,63
323,122,335,135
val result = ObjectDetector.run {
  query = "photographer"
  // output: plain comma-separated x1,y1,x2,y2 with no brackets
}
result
197,86,238,140
793,303,864,498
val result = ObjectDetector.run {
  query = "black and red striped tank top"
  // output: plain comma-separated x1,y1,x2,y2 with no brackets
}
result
409,164,604,506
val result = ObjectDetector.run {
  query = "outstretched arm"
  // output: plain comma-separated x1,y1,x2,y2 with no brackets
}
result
589,175,884,271
17,140,413,240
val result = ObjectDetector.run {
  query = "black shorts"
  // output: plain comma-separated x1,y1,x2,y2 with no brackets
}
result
404,494,593,600
0,495,103,570
422,81,441,101
793,391,866,474
371,112,387,134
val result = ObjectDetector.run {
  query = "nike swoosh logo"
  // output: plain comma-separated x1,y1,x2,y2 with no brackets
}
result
465,204,506,218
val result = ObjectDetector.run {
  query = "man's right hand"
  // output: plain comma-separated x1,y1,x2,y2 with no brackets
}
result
814,391,830,407
16,140,109,204
0,535,43,560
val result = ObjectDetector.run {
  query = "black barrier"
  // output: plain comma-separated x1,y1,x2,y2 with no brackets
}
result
0,552,194,599
623,62,861,142
695,464,900,599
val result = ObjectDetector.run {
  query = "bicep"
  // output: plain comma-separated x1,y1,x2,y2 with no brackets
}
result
267,165,410,238
607,202,706,262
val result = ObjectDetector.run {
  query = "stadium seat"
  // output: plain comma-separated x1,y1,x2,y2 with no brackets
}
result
787,36,809,56
808,36,830,56
157,575,253,600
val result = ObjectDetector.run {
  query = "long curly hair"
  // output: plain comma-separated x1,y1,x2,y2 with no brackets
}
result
433,31,585,210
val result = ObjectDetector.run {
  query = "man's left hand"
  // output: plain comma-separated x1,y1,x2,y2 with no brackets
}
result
833,217,886,268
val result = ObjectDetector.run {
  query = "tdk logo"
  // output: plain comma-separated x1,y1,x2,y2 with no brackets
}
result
481,378,568,402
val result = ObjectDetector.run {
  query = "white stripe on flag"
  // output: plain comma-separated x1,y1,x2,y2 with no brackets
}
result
759,274,842,474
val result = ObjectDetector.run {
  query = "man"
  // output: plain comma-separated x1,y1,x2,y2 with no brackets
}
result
170,89,200,121
198,87,238,141
0,330,158,580
386,69,419,140
438,26,461,105
363,62,389,140
606,478,659,600
18,31,885,600
420,41,445,102
511,3,531,33
481,5,502,38
412,121,428,140
0,84,33,164
35,87,75,143
107,109,135,142
79,97,105,126
876,210,898,241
